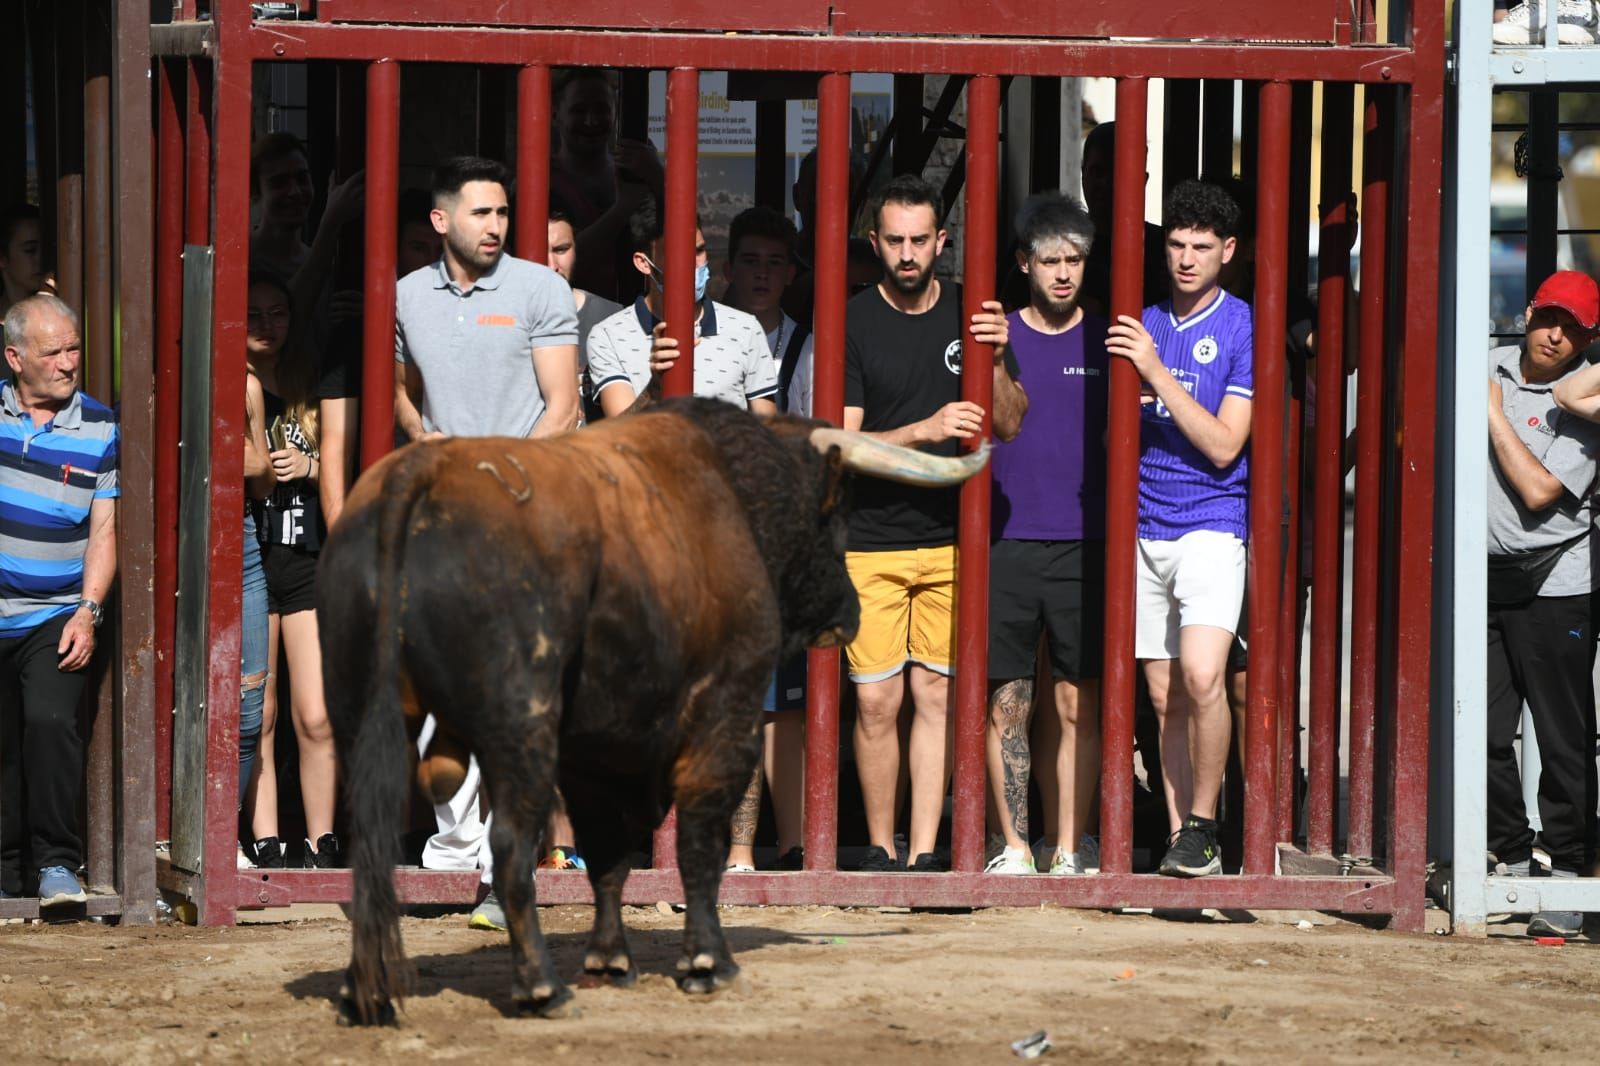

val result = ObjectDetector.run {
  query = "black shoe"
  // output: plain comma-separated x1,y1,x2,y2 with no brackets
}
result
857,845,904,872
249,836,285,869
1158,817,1222,877
907,852,948,873
775,847,805,871
304,833,344,869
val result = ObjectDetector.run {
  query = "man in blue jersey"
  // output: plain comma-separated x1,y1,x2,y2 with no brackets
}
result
1106,180,1252,878
0,295,119,907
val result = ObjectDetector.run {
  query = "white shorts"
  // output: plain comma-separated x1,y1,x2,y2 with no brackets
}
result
1135,530,1247,660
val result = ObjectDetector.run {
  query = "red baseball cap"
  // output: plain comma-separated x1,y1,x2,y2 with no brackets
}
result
1530,270,1600,331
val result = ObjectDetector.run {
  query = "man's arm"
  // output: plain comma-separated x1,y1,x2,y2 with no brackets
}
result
319,396,359,526
1490,376,1567,511
1554,360,1600,422
530,343,581,438
749,397,779,417
841,402,985,445
58,497,116,671
394,360,433,442
991,358,1028,442
1107,314,1250,468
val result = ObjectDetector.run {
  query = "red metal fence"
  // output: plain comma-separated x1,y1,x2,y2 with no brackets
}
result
148,2,1443,928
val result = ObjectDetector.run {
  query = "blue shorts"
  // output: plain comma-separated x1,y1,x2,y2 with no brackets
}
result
763,654,808,713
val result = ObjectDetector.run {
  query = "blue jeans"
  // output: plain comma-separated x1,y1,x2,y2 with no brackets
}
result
239,512,267,806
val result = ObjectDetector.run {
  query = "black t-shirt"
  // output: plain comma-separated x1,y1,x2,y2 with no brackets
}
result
845,282,1009,551
318,317,362,401
255,388,323,552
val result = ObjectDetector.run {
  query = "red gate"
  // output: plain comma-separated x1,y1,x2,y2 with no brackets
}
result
149,1,1443,929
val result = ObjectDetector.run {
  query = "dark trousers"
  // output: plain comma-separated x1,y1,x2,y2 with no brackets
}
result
1486,593,1599,873
0,612,89,893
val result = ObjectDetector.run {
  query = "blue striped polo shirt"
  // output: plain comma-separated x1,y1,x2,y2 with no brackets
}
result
1137,289,1254,541
0,382,120,636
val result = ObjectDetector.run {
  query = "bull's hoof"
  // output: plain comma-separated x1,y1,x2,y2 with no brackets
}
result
514,982,580,1019
675,954,740,995
336,995,397,1027
579,952,638,988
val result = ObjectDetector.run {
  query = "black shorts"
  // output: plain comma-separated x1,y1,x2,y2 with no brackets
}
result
988,539,1104,682
262,543,319,615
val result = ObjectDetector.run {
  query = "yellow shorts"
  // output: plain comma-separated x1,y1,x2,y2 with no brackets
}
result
844,545,958,682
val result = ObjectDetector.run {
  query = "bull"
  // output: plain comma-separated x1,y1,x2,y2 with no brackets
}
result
321,397,986,1025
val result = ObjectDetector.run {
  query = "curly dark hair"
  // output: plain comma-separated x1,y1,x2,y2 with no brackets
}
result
1162,179,1241,241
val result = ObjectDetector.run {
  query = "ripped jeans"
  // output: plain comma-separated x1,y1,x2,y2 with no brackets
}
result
239,511,267,806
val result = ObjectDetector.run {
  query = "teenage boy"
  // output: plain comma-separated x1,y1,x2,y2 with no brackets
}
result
1106,179,1253,878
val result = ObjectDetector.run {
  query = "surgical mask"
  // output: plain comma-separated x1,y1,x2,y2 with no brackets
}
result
644,257,711,303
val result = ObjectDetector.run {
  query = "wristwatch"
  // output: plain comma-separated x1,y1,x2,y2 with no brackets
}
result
77,598,104,628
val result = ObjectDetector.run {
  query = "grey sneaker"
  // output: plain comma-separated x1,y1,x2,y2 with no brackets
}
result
1493,1,1600,45
38,866,87,906
469,890,506,931
1528,910,1583,937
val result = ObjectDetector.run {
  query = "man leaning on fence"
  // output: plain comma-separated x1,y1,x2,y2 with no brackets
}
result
1494,269,1600,941
0,294,119,908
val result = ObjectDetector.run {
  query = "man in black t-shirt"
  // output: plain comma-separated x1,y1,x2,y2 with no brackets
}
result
843,174,1019,872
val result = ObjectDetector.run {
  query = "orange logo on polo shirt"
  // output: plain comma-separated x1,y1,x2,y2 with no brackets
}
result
477,314,516,327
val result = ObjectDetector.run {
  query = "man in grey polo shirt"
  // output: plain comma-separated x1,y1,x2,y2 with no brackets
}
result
394,156,580,441
587,197,778,418
1487,270,1600,940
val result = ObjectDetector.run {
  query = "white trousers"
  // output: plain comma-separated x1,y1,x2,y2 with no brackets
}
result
416,714,493,885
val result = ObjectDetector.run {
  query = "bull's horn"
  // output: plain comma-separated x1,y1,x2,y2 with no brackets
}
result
808,427,990,486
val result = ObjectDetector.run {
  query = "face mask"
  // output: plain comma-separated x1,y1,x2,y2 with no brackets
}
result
645,258,711,303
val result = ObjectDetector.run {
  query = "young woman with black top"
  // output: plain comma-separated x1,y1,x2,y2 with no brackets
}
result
241,273,341,869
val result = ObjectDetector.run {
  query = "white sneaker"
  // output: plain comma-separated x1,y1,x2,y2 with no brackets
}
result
984,846,1036,874
1493,1,1599,45
1048,835,1101,875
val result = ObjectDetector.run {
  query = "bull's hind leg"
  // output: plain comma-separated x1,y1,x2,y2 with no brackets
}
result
671,701,764,994
480,719,573,1018
567,799,637,987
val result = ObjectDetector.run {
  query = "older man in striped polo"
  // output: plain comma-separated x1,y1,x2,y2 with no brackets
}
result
0,294,118,908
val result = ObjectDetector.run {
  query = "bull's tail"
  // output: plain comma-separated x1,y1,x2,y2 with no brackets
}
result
343,444,444,1026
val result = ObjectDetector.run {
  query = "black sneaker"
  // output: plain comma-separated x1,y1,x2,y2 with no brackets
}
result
857,845,904,872
249,836,285,869
304,833,344,869
1158,817,1222,877
775,847,805,871
907,852,948,873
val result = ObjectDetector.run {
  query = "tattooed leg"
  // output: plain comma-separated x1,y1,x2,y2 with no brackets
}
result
985,679,1035,853
725,766,762,869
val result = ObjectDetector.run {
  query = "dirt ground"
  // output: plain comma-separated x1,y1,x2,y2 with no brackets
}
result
0,903,1596,1064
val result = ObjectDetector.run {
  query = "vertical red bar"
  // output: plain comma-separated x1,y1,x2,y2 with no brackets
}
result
1277,397,1302,845
803,71,851,873
200,10,252,926
515,63,551,264
1098,76,1146,877
652,66,700,870
1307,81,1354,857
1390,3,1445,932
1347,87,1390,862
1243,80,1290,876
950,74,999,875
154,58,184,844
358,59,399,473
659,67,699,400
184,61,210,245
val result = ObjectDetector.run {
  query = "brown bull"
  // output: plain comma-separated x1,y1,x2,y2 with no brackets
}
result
321,396,985,1024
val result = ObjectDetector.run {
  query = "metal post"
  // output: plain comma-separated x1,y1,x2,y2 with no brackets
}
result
359,59,399,473
1244,80,1290,876
1029,77,1062,194
755,98,786,211
1201,79,1233,179
803,70,851,874
1525,92,1559,298
1098,76,1147,877
516,63,551,264
893,75,924,176
1349,86,1392,862
154,57,185,846
1162,79,1200,196
199,6,252,926
652,66,699,870
951,74,998,875
1308,81,1354,857
55,0,85,317
185,62,211,246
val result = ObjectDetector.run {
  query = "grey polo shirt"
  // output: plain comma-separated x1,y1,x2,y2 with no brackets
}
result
586,298,779,410
395,253,579,437
1488,344,1600,596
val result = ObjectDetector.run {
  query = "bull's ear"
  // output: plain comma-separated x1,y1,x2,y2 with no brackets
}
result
818,446,849,516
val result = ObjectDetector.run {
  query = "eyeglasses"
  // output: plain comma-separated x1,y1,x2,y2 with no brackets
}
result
247,307,291,328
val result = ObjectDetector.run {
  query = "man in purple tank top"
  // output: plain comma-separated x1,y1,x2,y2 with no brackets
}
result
984,194,1108,877
1107,180,1253,878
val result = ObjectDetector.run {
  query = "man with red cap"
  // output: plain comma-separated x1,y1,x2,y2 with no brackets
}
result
1489,270,1600,940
